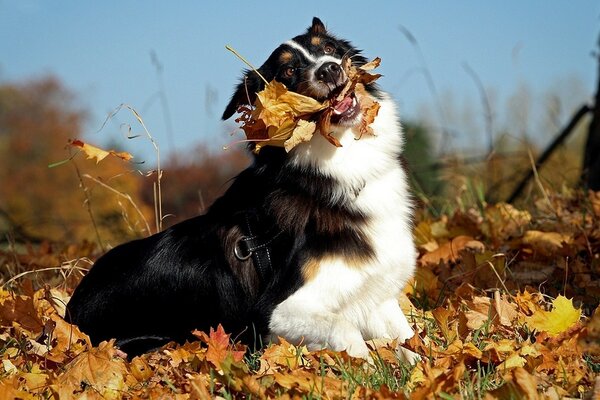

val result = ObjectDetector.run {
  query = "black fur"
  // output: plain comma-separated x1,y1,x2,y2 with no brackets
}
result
222,17,376,120
66,17,379,356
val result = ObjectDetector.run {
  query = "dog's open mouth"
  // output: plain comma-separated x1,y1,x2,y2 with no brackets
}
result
330,91,361,124
234,56,382,152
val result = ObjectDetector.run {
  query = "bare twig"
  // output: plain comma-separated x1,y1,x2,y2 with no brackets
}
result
398,25,450,154
225,45,268,84
150,50,176,154
508,104,591,203
103,104,164,233
71,158,104,251
463,62,494,154
526,149,555,214
2,262,92,288
82,174,151,236
582,33,600,189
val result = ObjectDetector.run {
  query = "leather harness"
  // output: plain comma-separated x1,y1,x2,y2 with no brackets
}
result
233,212,283,283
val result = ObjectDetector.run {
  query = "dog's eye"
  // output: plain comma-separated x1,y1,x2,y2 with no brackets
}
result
283,67,295,78
323,44,335,54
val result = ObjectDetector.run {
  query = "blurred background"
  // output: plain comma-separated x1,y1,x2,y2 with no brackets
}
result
1,1,599,246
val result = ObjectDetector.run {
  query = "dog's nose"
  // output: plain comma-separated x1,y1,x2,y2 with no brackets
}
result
315,62,342,84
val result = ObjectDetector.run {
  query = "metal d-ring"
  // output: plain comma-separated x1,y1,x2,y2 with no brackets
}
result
234,240,252,261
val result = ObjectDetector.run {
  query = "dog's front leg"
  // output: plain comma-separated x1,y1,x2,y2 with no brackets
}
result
362,298,420,364
268,286,370,358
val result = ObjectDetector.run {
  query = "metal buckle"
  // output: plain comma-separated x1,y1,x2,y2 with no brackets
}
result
234,240,252,261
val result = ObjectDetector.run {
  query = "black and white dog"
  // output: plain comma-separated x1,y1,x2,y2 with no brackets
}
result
67,17,418,361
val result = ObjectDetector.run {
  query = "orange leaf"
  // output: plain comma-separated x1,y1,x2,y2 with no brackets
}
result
193,324,245,368
419,235,477,265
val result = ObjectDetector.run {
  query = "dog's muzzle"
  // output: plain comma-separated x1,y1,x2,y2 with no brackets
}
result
315,62,344,86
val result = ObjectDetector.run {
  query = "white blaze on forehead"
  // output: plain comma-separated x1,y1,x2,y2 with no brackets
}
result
284,40,341,65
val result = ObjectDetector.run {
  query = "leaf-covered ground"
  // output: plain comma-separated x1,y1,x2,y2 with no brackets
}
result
1,191,600,399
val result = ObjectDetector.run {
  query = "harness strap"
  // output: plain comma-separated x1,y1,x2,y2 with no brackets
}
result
234,212,283,282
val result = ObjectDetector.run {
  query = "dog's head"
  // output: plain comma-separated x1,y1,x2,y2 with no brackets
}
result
222,17,380,128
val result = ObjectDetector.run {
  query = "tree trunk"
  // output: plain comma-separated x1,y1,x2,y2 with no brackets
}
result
583,36,600,190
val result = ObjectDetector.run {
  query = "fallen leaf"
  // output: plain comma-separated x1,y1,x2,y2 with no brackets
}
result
491,291,519,327
68,139,133,163
527,295,582,336
258,338,309,374
193,324,246,368
522,230,572,256
55,340,128,400
419,235,477,266
481,203,531,242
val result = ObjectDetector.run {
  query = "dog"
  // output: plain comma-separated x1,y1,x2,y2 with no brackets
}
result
66,17,418,362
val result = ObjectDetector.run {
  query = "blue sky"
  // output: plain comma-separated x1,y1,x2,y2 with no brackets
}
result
1,1,599,161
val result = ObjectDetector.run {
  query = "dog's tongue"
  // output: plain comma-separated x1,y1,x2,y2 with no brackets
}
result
334,95,354,114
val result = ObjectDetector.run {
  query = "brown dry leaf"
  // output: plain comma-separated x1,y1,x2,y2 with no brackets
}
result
45,311,90,362
497,353,527,370
68,139,133,163
514,290,544,317
432,307,455,342
356,85,381,136
258,338,309,374
54,340,128,400
0,293,44,334
0,377,38,400
404,266,441,300
579,307,600,353
165,347,192,368
491,291,519,327
489,368,542,399
464,296,492,330
187,373,213,399
522,230,572,256
283,120,317,152
481,203,531,242
273,369,347,398
419,235,477,266
129,357,153,381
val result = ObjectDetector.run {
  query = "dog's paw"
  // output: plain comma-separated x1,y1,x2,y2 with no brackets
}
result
396,346,421,365
326,320,370,359
344,339,371,359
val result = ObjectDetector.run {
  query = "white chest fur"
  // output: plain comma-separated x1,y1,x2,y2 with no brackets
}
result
268,96,418,361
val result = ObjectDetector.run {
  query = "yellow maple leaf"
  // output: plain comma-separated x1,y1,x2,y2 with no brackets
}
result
527,295,581,335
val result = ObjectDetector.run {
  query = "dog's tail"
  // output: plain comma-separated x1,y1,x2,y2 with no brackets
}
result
116,335,174,357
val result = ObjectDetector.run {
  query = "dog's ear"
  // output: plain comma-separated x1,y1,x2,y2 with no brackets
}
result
222,70,264,120
310,17,327,35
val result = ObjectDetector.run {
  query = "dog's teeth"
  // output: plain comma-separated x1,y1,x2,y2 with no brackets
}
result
352,97,357,107
333,109,343,115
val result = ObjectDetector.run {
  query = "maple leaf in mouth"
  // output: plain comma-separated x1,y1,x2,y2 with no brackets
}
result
235,55,383,152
